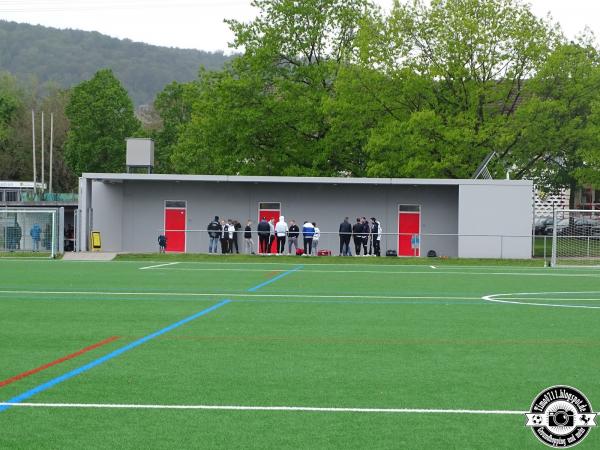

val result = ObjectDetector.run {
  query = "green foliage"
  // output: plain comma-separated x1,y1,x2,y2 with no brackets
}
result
0,20,230,105
170,0,372,176
65,69,140,175
354,0,558,179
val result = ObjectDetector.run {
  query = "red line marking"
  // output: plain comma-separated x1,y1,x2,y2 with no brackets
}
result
0,336,121,388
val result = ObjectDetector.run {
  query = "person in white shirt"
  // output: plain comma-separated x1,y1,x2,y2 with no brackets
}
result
274,216,289,254
227,219,235,253
371,217,382,257
311,222,320,254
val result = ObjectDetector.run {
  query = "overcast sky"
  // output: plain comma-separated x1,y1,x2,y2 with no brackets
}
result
0,0,599,53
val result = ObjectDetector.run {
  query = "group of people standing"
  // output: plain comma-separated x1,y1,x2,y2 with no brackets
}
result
207,217,243,254
206,215,382,256
341,217,383,257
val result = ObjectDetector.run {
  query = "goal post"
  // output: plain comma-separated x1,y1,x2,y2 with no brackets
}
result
551,209,600,267
0,209,58,258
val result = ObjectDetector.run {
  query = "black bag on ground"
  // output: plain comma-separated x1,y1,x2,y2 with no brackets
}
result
385,250,397,257
427,250,437,257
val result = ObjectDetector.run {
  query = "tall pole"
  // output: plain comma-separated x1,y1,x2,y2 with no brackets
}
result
41,111,45,192
31,110,37,190
49,113,54,194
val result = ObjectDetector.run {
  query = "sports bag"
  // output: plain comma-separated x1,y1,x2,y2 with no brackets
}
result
317,249,332,256
385,250,398,257
296,249,304,256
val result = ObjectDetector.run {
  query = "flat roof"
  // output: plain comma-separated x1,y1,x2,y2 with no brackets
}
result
82,173,532,187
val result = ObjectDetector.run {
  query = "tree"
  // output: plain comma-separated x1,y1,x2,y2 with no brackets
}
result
512,42,600,202
0,71,24,180
351,0,558,178
171,0,372,176
152,80,199,173
65,69,140,175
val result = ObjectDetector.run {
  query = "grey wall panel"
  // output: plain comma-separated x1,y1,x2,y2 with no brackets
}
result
91,182,123,252
458,184,533,259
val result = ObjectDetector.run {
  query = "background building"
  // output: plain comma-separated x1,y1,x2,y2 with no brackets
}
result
78,173,533,259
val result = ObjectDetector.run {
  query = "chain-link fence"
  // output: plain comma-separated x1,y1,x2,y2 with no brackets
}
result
155,228,538,260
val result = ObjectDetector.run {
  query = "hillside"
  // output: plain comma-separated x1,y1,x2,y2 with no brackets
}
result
0,20,231,105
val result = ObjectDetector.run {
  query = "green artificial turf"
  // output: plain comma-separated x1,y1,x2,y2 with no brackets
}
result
1,259,599,449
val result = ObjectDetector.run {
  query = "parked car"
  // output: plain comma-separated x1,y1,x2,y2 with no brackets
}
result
545,218,570,236
572,218,600,236
546,217,600,237
534,217,552,235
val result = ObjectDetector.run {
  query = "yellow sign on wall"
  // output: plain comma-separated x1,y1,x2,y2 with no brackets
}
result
91,231,102,251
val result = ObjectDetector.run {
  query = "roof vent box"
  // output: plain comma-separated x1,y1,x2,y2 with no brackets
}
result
126,138,154,172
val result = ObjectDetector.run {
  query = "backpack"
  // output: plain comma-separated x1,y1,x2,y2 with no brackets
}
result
386,250,397,257
427,250,437,257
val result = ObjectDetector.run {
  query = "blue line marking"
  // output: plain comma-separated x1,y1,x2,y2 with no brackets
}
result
0,299,230,413
247,265,303,292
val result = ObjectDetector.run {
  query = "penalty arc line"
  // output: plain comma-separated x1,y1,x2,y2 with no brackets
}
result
0,402,526,415
0,299,231,413
482,292,600,310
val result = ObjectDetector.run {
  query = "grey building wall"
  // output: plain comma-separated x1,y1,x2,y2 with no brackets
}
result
91,182,123,252
81,175,533,258
458,184,533,259
89,180,459,256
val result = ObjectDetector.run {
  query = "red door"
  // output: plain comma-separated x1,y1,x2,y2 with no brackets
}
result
164,207,186,253
398,205,421,257
258,202,281,254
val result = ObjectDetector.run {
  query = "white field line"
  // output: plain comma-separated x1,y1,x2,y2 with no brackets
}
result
0,289,479,301
144,267,600,277
139,262,180,270
482,292,600,310
504,297,600,302
430,265,437,269
0,402,525,415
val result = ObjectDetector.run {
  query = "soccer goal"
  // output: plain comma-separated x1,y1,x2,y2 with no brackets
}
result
551,209,600,267
0,209,58,258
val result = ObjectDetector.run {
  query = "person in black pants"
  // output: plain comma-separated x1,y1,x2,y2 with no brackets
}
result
352,217,363,255
371,217,381,257
220,220,229,254
361,217,370,255
257,217,270,254
232,219,241,253
287,220,300,254
339,217,352,256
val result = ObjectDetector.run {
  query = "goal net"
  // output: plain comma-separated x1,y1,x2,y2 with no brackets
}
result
0,209,57,258
551,209,600,267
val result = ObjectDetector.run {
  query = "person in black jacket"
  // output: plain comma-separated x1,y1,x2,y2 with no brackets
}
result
339,217,352,256
232,219,241,253
361,217,370,255
244,220,255,254
207,216,221,253
287,220,300,254
352,218,363,256
158,234,167,253
220,220,229,254
257,217,271,254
